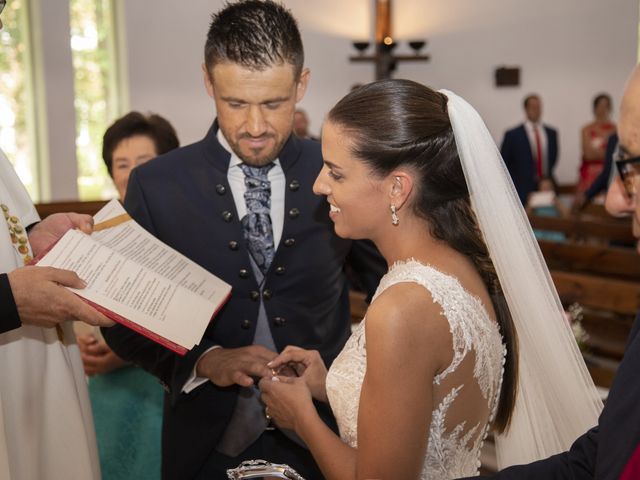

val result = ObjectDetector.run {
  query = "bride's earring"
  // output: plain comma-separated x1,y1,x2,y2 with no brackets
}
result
390,204,399,226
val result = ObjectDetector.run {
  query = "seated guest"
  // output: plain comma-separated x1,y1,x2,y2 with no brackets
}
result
77,111,179,480
501,94,559,204
526,178,568,242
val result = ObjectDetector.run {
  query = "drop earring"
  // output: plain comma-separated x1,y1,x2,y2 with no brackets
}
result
390,205,399,226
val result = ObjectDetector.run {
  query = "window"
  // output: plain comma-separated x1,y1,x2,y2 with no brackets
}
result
70,0,120,200
0,0,40,201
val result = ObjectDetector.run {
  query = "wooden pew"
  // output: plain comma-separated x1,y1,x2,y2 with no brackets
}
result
547,268,640,388
527,209,639,388
540,240,640,281
529,214,636,245
551,270,640,318
34,200,108,219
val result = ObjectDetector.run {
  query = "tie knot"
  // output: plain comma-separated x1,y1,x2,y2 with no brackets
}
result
240,163,274,181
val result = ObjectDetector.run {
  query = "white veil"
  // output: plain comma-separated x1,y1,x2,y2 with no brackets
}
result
440,90,603,468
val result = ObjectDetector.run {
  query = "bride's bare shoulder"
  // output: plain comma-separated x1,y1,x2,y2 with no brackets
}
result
364,282,453,367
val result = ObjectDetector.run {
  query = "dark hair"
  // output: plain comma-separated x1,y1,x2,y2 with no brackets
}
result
204,0,304,78
328,79,518,433
102,112,179,176
523,94,540,109
593,93,612,113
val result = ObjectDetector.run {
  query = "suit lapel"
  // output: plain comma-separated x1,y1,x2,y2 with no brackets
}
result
517,124,534,164
201,120,232,175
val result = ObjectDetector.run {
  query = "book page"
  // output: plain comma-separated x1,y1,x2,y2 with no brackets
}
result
92,200,230,306
38,229,212,348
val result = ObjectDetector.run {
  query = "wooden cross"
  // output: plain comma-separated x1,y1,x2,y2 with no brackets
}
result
350,0,430,81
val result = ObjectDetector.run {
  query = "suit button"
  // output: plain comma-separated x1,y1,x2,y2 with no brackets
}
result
250,290,260,301
273,317,286,327
215,184,226,195
262,289,272,300
222,211,233,222
239,268,249,278
289,179,300,191
283,238,296,247
275,266,285,275
288,208,300,219
241,319,252,329
229,240,239,251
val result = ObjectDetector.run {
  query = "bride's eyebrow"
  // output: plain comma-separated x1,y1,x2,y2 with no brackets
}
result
323,160,343,170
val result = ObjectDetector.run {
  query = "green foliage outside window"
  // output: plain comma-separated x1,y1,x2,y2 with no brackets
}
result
0,0,39,200
70,0,119,200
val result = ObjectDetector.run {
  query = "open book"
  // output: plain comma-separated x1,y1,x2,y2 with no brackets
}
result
37,199,232,355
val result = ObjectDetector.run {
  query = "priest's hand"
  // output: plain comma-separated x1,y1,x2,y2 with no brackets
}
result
7,266,114,328
196,345,277,387
28,212,94,257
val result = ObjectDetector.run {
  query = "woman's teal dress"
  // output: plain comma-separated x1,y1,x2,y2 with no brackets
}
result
89,365,163,480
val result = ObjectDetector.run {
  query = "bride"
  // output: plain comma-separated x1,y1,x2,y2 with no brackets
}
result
258,80,602,479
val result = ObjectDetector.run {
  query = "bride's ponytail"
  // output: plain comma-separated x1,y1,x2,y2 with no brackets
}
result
427,195,518,433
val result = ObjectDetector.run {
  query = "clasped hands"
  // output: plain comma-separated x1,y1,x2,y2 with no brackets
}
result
196,345,327,431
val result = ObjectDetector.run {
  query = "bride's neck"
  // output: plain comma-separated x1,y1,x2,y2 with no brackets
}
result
372,213,458,268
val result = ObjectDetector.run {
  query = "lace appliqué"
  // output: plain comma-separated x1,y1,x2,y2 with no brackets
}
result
326,259,506,479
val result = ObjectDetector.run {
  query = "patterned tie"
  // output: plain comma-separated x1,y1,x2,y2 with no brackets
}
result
240,163,275,274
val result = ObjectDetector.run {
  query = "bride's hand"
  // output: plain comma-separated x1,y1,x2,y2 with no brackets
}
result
268,346,328,402
259,376,315,432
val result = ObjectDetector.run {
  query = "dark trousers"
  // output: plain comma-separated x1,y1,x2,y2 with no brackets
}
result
194,429,324,480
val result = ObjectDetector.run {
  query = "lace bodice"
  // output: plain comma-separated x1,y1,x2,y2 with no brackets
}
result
326,260,506,479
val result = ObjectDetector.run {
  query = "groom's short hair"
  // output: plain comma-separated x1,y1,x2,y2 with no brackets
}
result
204,0,304,79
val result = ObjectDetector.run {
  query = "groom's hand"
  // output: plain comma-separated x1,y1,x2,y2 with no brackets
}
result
196,345,277,388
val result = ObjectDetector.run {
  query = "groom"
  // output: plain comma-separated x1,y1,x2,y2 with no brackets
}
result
471,64,640,479
102,1,384,479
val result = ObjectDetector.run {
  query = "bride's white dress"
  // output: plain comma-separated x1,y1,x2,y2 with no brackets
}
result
326,260,506,479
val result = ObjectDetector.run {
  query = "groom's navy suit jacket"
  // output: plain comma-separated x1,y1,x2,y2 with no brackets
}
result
474,313,640,479
500,124,558,204
103,122,385,479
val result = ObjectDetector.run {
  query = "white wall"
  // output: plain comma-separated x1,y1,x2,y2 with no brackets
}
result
32,0,640,199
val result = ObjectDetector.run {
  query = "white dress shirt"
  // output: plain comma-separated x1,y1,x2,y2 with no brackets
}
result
182,129,286,393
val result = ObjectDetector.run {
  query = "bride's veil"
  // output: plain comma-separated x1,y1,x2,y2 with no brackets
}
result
440,89,603,468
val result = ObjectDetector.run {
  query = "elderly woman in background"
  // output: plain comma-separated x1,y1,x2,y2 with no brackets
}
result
77,111,179,480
